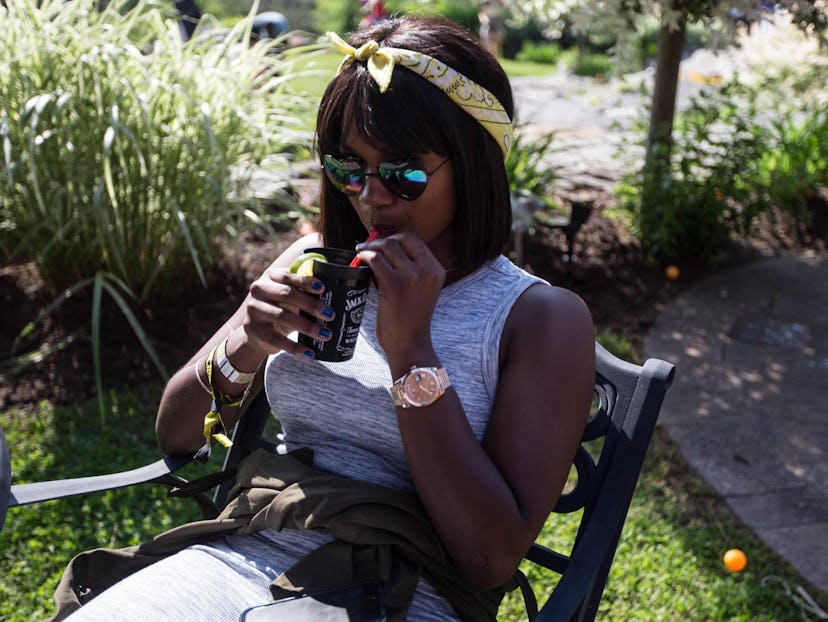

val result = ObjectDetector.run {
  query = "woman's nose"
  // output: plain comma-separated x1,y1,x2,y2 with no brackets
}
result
359,172,393,205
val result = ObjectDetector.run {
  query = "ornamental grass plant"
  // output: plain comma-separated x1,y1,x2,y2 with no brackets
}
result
0,0,317,302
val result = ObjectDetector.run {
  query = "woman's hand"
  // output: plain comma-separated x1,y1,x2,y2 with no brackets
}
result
354,233,445,366
237,266,335,361
156,234,329,454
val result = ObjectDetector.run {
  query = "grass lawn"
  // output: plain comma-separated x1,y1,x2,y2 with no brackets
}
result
3,370,826,620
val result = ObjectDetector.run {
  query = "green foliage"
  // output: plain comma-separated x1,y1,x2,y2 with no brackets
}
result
4,397,826,620
196,0,247,21
385,0,479,33
619,73,828,265
505,130,558,209
596,329,635,361
568,50,613,78
757,109,828,231
515,40,563,65
622,17,708,72
312,0,362,35
0,0,315,303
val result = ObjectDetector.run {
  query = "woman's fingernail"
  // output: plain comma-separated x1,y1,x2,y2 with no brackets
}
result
311,280,324,291
303,350,315,358
354,243,366,251
322,307,335,320
318,328,332,339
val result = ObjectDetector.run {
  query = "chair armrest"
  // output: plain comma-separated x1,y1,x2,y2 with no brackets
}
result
1,427,10,531
8,453,193,508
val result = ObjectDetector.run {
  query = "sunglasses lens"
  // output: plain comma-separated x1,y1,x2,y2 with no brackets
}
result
379,162,428,200
323,155,363,196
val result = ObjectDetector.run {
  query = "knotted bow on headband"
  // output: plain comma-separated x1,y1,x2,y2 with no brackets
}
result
326,31,513,158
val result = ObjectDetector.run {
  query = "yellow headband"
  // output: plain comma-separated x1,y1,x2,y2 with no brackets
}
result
326,31,513,159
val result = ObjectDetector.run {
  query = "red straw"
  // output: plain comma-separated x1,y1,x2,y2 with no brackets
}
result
349,230,378,267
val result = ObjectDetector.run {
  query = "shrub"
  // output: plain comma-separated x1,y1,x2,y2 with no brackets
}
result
569,50,613,78
619,73,828,265
386,0,479,34
505,130,559,209
0,0,319,414
618,79,771,265
515,40,563,65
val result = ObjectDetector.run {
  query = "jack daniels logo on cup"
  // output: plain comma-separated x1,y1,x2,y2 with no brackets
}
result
298,248,373,362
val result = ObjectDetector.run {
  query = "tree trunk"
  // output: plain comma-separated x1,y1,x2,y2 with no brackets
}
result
644,13,687,176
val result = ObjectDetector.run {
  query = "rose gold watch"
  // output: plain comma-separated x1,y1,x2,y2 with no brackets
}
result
389,366,451,408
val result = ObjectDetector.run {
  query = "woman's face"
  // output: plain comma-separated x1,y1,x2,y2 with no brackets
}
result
337,128,459,268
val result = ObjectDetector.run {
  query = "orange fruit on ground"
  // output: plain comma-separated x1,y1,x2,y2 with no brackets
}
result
723,548,747,572
665,265,680,280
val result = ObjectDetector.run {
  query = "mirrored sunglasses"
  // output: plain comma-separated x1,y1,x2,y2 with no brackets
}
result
322,155,450,201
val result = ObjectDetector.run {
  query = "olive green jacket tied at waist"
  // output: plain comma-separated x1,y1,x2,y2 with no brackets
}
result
50,448,510,621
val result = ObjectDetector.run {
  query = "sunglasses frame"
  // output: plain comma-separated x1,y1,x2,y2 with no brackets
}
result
322,155,450,201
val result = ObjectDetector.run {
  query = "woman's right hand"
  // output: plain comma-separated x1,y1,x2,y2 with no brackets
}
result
156,233,328,454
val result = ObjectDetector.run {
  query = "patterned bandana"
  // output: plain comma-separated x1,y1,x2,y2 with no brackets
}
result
326,31,513,159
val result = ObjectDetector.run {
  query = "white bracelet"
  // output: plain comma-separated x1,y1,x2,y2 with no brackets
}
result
215,337,258,384
193,358,212,396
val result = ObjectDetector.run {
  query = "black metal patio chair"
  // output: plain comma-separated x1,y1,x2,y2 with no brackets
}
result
2,342,675,621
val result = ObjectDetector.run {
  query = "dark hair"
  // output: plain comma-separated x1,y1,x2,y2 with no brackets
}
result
315,15,514,269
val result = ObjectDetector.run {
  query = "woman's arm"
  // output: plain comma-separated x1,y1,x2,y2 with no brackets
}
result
356,234,595,589
154,233,333,455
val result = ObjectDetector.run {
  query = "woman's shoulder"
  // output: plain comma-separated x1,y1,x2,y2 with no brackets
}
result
504,278,594,359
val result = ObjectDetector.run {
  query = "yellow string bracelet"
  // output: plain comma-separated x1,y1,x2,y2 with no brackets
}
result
194,343,252,461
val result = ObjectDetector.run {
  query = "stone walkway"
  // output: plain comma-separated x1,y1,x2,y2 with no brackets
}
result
645,254,828,596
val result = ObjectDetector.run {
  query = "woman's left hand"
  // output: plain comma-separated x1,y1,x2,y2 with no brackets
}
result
354,233,445,366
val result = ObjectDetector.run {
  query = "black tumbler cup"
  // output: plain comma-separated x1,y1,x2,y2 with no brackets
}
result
298,248,372,362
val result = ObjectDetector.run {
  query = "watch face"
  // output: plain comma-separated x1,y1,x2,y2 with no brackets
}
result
403,369,440,406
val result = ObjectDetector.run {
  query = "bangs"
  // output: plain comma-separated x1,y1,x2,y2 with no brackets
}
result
317,65,452,158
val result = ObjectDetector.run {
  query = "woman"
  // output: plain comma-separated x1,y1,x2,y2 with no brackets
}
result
58,15,594,622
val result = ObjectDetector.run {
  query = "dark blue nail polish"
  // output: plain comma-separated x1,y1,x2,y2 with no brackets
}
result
318,328,332,339
322,307,335,320
311,280,324,291
303,350,315,358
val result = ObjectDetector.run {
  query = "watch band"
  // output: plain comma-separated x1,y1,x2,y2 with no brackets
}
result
215,338,257,384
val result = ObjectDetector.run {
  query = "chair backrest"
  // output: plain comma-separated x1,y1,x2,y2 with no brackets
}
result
214,343,675,622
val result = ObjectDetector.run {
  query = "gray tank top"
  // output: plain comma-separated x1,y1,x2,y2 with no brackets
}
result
264,253,545,486
225,255,546,619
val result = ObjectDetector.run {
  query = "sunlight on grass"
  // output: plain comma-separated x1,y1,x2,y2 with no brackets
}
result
499,58,559,78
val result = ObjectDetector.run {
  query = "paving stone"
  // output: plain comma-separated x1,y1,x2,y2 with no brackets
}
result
754,523,828,596
726,486,828,529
